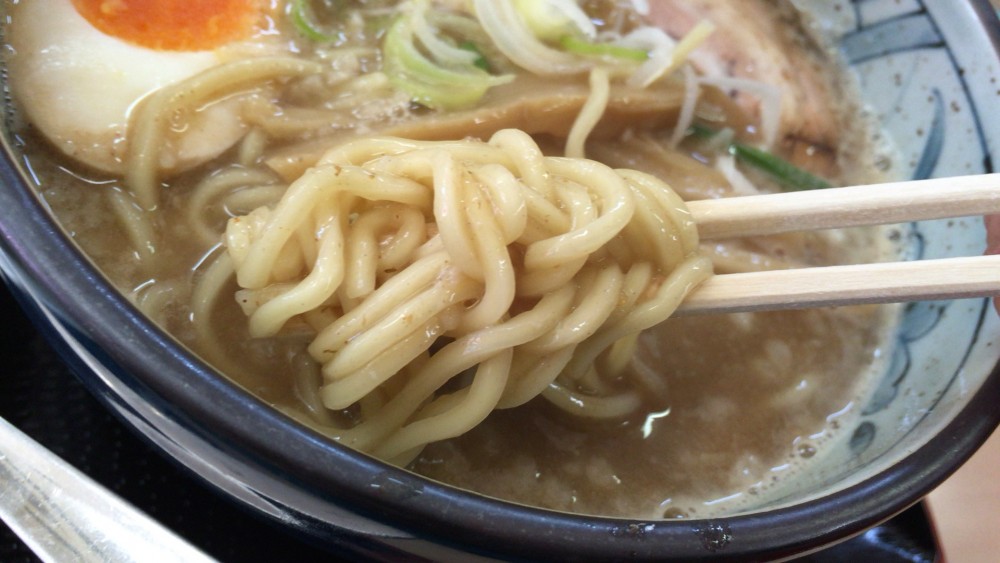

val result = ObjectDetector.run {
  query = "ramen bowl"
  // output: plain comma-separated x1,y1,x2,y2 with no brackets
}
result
1,1,999,560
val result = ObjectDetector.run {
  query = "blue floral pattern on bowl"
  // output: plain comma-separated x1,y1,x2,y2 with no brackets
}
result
761,0,1000,507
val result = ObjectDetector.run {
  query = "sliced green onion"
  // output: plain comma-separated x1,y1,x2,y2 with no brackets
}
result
559,35,648,62
512,0,594,42
688,123,723,141
729,143,832,191
384,17,513,110
690,124,832,191
290,0,343,43
459,41,491,71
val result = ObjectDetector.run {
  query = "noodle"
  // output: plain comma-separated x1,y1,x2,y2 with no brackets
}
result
201,129,711,462
126,57,323,210
186,167,283,247
108,187,156,262
565,67,611,159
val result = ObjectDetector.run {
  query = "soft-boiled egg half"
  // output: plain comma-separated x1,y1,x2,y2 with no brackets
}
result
8,0,270,176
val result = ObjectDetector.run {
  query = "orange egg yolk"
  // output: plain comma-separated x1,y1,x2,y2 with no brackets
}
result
71,0,263,51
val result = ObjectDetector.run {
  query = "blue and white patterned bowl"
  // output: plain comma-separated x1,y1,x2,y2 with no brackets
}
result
0,1,998,560
748,0,1000,511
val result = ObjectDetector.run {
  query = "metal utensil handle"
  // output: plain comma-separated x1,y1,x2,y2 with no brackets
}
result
0,416,215,563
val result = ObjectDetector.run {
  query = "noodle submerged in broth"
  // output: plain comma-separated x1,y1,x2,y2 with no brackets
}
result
7,0,901,517
209,129,711,464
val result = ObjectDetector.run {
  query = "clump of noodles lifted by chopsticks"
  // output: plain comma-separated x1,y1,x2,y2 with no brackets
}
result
198,129,711,464
111,0,835,465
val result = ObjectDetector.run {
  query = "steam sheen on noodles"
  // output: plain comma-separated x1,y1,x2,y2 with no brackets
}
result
195,129,710,463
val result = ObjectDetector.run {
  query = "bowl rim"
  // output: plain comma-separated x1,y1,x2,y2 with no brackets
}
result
1,1,999,560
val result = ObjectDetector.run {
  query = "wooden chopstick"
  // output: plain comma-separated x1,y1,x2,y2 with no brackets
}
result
687,173,1000,240
676,255,1000,315
676,173,1000,315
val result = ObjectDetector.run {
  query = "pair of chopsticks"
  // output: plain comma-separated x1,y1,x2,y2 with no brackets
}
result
677,173,1000,315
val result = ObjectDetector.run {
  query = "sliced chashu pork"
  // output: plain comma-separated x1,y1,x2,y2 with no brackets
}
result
649,0,848,178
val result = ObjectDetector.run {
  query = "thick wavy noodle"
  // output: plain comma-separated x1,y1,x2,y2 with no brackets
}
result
128,57,324,210
199,129,710,463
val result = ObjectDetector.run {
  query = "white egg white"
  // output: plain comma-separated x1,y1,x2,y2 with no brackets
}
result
8,0,247,175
